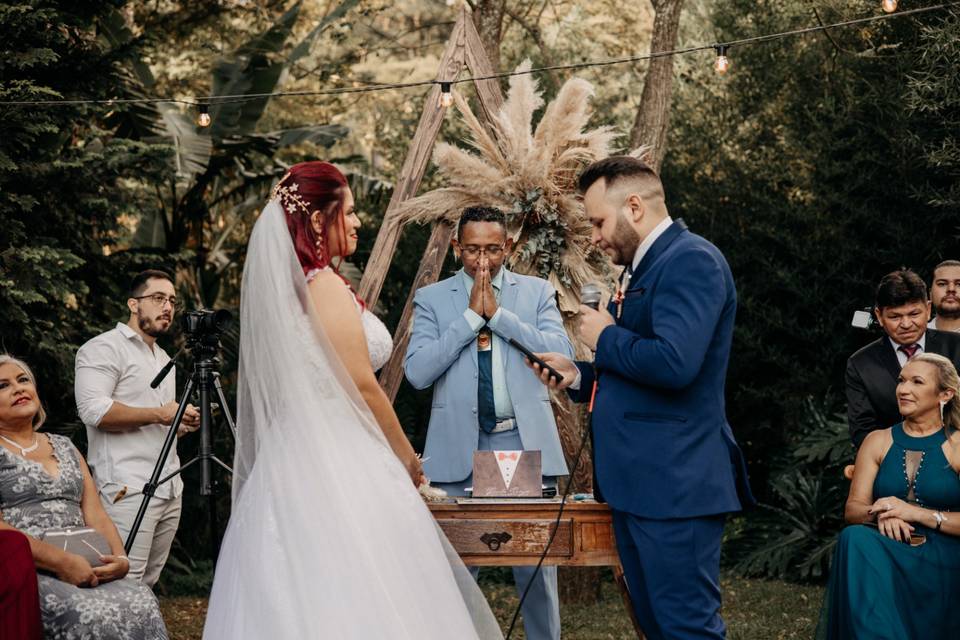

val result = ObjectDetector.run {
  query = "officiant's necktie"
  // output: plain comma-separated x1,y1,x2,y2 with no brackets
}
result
477,327,497,433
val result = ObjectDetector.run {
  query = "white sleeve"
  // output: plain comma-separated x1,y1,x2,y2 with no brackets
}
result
74,341,119,427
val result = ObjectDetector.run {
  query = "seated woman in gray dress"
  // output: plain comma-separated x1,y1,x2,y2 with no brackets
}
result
0,355,168,640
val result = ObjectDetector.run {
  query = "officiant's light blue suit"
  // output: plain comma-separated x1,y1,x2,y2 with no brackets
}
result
405,267,573,640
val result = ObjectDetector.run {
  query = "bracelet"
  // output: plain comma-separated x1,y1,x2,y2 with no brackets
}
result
934,511,944,531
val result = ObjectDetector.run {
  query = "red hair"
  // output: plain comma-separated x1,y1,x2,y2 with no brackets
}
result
277,161,364,308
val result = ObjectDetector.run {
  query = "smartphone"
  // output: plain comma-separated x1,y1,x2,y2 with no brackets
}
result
508,338,565,384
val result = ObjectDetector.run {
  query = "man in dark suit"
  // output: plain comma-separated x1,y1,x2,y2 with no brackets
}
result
529,156,754,640
846,269,960,448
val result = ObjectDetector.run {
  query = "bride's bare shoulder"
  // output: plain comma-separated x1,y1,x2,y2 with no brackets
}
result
307,269,356,309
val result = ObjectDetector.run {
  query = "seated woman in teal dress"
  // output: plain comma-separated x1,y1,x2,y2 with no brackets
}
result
819,352,960,639
0,355,168,640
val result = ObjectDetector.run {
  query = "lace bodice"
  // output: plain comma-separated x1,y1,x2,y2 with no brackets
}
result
307,268,394,371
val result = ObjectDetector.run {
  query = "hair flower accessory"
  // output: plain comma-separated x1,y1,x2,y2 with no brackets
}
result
272,173,313,217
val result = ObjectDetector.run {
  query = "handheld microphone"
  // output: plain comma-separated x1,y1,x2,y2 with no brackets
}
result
150,346,184,389
580,282,603,311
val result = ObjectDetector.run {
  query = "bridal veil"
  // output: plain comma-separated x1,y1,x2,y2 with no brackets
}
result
203,201,503,639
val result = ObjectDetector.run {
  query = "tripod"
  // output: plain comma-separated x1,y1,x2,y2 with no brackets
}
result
123,335,236,564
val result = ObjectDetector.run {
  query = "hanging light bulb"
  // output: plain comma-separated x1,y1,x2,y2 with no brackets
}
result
881,0,898,13
196,103,211,128
438,82,454,108
714,45,731,75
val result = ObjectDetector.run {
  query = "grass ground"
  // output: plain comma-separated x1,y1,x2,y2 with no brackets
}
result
158,572,824,639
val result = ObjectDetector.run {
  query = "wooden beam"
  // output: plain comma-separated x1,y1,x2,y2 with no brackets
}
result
357,8,468,309
377,221,455,400
373,5,507,401
463,11,504,120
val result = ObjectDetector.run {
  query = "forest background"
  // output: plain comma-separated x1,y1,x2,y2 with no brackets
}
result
2,0,959,597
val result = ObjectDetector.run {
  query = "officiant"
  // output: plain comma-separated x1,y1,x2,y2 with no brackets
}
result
404,206,573,640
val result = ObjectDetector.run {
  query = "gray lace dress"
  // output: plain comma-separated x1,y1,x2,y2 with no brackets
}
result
0,433,168,640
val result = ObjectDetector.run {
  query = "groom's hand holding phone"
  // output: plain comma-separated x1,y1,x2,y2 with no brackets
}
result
524,352,578,390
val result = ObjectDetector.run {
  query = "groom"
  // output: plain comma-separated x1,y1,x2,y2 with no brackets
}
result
404,206,573,640
529,156,754,639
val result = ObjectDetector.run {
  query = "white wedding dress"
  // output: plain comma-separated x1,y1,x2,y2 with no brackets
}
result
203,201,502,639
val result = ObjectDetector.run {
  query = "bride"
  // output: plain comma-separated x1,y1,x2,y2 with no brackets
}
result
203,161,502,639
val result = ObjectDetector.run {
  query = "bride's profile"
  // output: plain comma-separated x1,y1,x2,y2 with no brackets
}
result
203,161,502,639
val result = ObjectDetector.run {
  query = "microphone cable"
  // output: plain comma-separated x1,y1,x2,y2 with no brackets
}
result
504,374,599,639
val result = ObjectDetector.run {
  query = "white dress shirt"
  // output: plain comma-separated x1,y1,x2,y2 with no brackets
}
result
75,323,182,499
890,332,926,368
929,318,960,332
461,268,515,420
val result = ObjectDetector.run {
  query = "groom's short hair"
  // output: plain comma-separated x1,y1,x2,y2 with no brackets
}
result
457,206,506,240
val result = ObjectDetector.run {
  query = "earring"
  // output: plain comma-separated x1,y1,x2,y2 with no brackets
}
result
315,231,324,257
940,400,946,424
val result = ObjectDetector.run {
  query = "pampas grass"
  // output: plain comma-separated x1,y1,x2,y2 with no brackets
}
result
396,60,628,314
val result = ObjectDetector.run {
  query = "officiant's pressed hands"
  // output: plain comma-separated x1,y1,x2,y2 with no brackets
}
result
468,255,500,320
525,304,614,389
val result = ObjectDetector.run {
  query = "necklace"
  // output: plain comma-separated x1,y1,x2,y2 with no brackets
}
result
0,433,40,456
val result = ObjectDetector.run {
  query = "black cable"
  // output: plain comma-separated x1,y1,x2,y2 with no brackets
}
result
1,3,955,108
504,382,596,640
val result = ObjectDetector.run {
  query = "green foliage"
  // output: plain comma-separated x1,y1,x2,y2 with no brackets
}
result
665,1,960,494
0,0,173,428
725,400,849,581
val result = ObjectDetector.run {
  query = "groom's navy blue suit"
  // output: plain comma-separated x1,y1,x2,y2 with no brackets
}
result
571,219,754,639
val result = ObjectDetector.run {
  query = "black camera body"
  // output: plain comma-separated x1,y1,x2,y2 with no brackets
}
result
182,309,233,352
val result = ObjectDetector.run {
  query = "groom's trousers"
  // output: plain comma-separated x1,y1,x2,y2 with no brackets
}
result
434,428,561,640
612,510,727,640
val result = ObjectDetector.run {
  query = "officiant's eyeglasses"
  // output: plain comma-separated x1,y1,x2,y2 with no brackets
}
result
133,293,182,311
461,244,505,258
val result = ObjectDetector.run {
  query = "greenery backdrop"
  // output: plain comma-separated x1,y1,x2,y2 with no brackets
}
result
2,0,958,591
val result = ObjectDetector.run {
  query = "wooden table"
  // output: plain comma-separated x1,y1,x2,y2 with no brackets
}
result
429,498,644,639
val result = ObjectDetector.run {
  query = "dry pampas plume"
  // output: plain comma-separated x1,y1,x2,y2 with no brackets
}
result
396,60,648,318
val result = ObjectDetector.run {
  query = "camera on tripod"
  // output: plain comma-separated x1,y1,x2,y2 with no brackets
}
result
182,309,233,349
128,306,237,561
851,307,876,330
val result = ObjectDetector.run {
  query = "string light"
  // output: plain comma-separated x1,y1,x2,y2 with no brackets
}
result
0,2,954,110
196,103,211,127
438,82,453,108
714,45,731,74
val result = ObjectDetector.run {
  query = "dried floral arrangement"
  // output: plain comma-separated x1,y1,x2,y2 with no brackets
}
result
396,61,633,316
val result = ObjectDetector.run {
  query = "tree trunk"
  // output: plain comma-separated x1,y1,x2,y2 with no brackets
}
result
629,0,685,172
470,0,505,73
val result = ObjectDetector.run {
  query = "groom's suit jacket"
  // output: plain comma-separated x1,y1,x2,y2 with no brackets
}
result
571,220,754,519
404,269,573,483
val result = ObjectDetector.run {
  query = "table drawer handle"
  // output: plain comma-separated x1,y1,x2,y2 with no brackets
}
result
479,532,512,551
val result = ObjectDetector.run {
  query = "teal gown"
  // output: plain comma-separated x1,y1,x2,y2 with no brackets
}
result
818,423,960,639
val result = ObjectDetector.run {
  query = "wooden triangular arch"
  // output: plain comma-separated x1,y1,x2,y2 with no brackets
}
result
358,6,504,400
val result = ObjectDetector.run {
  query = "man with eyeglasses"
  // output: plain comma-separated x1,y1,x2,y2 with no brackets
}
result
74,269,200,586
405,206,573,640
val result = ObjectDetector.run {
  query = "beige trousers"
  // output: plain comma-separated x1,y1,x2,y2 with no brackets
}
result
100,489,182,588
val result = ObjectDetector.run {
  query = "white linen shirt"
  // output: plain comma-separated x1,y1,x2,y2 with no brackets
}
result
75,322,182,499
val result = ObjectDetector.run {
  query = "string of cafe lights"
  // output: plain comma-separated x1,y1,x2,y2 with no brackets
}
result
1,1,955,126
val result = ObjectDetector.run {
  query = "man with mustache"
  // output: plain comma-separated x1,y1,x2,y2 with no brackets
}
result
74,269,200,586
846,269,960,448
930,260,960,333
